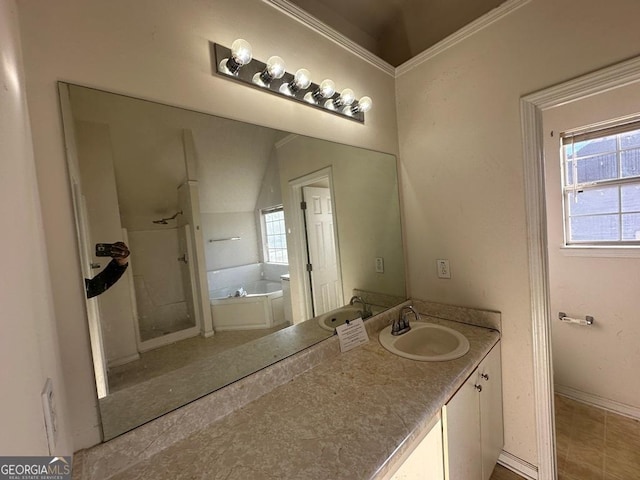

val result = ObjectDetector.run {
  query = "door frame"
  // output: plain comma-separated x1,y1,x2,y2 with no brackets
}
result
521,55,640,479
59,83,110,398
288,166,344,320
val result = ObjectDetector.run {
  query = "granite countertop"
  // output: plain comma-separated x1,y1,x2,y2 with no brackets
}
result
106,314,500,480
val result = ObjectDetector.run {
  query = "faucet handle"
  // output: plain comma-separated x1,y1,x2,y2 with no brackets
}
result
391,310,412,336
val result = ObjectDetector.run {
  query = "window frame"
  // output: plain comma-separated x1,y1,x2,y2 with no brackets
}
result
560,120,640,248
260,206,288,265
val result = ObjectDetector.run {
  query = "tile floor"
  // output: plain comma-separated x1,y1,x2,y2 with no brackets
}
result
490,464,525,479
108,324,287,391
490,394,640,480
555,394,640,480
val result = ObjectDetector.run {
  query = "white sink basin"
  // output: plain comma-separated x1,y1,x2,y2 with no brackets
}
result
317,305,367,331
379,322,470,361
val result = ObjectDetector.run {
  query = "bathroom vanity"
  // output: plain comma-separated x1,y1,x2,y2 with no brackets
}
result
389,341,502,480
72,301,502,480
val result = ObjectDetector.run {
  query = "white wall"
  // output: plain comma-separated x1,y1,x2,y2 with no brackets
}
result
396,0,640,465
201,212,260,271
544,82,640,412
16,0,397,450
129,229,190,340
0,0,72,455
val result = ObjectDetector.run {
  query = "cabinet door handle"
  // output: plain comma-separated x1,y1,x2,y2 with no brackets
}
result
481,373,489,381
474,384,482,392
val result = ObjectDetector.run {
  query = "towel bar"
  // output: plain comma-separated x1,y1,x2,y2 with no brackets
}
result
558,312,594,326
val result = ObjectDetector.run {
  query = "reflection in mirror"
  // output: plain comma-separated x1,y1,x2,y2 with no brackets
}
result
59,83,406,440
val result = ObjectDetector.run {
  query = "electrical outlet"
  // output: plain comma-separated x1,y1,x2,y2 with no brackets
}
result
41,378,57,454
375,257,384,273
436,259,451,279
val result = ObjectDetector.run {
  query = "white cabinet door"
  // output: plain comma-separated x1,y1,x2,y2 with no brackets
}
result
442,341,503,480
442,374,482,480
390,418,444,480
479,342,503,480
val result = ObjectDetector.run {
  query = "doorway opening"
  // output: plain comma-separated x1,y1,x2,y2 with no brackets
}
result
543,97,640,478
521,55,640,479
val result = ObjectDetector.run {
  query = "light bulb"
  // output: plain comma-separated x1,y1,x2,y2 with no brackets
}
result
339,88,355,106
266,56,286,79
304,78,336,104
319,79,336,98
253,56,286,86
219,38,253,75
325,88,355,110
344,96,373,117
279,68,312,96
357,96,372,113
293,69,312,90
231,39,252,65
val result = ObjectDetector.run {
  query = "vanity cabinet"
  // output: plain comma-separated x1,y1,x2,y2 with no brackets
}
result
442,341,503,480
389,417,444,480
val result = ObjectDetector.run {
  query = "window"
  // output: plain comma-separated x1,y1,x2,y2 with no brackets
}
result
262,207,288,263
561,121,640,246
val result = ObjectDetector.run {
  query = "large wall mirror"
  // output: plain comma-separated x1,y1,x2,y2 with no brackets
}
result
59,82,406,440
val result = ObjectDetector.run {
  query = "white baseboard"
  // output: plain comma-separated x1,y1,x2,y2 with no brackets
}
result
107,352,140,368
555,385,640,420
498,450,538,480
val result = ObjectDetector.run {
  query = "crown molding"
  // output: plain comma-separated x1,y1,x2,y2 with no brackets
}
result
274,133,300,149
262,0,395,77
396,0,532,77
264,0,531,78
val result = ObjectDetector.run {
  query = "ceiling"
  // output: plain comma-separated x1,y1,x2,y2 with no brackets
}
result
287,0,507,67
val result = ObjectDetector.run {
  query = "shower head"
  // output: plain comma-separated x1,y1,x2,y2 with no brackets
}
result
152,210,183,225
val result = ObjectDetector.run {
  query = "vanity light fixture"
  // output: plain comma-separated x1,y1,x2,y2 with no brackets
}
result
211,40,372,123
218,39,253,75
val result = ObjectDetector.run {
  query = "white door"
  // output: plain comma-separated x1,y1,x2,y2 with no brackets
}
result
302,186,342,315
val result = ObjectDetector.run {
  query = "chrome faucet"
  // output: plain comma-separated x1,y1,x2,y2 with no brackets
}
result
392,305,419,336
349,296,372,318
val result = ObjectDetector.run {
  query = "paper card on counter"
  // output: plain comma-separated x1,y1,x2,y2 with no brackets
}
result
336,317,369,353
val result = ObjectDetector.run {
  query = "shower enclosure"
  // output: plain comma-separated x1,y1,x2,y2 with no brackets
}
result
127,217,199,344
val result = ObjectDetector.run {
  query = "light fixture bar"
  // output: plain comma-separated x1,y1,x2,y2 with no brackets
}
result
210,42,368,123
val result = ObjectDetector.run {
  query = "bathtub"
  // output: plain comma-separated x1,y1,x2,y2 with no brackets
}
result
210,280,287,331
